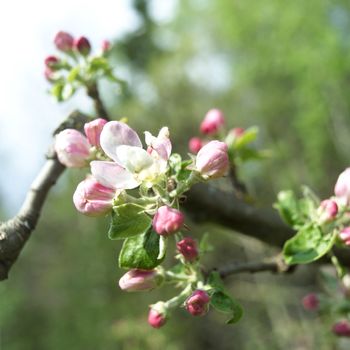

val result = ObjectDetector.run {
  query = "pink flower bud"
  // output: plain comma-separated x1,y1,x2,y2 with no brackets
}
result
195,140,229,179
74,36,91,56
317,199,338,223
335,168,350,205
302,293,319,311
54,129,90,168
84,118,107,147
44,55,60,70
152,206,184,236
339,227,350,245
54,31,74,52
73,177,115,216
231,127,245,138
118,269,163,292
44,67,55,82
188,137,203,154
200,109,225,135
185,290,210,316
102,40,111,52
177,237,198,262
148,302,167,328
332,320,350,337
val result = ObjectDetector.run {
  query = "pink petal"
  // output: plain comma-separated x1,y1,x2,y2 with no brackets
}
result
100,121,142,163
90,161,139,190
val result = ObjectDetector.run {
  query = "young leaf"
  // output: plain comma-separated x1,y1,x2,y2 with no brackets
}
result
119,229,164,270
283,226,336,265
233,127,258,149
207,271,225,292
210,291,243,324
108,203,152,240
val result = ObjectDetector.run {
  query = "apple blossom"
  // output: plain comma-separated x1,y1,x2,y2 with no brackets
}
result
339,227,350,245
152,206,184,236
84,118,107,147
195,140,229,179
55,129,90,168
73,176,116,216
317,199,338,223
335,168,350,205
74,36,91,56
148,302,167,328
332,320,350,337
54,31,74,52
44,56,60,70
177,237,198,262
188,137,203,154
118,269,163,292
91,121,172,190
200,108,225,135
102,40,111,52
185,290,210,316
302,293,319,311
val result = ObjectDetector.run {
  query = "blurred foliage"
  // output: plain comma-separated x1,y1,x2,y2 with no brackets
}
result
2,0,350,349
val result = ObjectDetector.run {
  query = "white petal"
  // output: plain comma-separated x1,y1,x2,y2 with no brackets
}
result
116,145,154,173
100,121,142,163
90,161,139,190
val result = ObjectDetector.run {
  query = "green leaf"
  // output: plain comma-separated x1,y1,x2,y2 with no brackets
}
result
108,203,152,240
233,127,258,149
207,271,225,292
67,66,81,83
169,153,182,173
119,229,164,270
88,56,109,73
199,233,213,254
51,82,65,101
210,291,243,324
283,226,336,265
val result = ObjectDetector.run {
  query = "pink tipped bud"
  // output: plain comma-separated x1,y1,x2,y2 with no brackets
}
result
102,40,111,52
73,177,115,216
44,55,60,70
231,127,245,138
185,290,210,316
302,293,319,311
152,206,184,236
44,67,55,82
335,168,350,205
54,129,90,168
339,227,350,245
84,118,107,147
200,109,225,135
317,199,338,223
74,36,91,56
195,140,229,179
54,31,74,52
118,269,163,292
332,320,350,337
177,237,198,262
188,137,203,154
148,302,167,328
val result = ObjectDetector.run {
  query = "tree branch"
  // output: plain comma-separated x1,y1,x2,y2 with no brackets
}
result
86,82,109,118
0,111,91,281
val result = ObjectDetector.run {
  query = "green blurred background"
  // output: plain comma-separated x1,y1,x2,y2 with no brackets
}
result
2,0,350,348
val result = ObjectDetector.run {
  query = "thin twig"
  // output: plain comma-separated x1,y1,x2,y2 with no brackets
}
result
86,82,109,118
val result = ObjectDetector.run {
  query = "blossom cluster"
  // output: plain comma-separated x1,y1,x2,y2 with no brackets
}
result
54,117,238,328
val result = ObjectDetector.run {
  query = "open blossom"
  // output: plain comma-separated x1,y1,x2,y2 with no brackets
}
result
148,301,167,328
185,290,210,316
84,118,107,147
90,121,172,190
55,129,90,167
54,31,74,51
195,140,229,179
188,137,203,154
177,237,198,262
335,168,350,205
339,227,350,245
152,206,184,236
73,176,116,216
119,269,162,292
200,109,225,135
332,320,350,337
